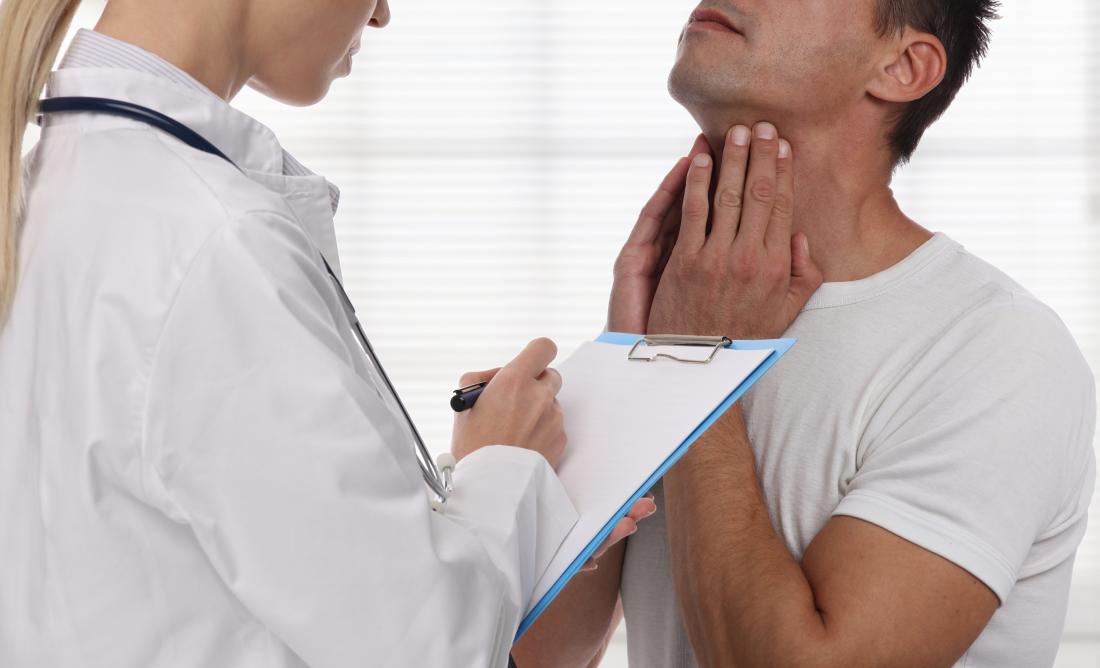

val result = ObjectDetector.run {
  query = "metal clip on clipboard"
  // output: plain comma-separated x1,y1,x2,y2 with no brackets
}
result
626,335,733,364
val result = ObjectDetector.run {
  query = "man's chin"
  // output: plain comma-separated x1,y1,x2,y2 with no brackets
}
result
667,65,785,141
667,62,737,116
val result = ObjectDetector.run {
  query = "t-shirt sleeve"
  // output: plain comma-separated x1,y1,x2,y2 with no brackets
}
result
832,296,1097,603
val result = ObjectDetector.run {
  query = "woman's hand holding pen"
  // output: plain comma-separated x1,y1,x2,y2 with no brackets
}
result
451,338,566,466
628,124,824,339
451,338,657,568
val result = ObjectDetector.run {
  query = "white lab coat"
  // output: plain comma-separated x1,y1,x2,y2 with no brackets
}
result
0,67,577,667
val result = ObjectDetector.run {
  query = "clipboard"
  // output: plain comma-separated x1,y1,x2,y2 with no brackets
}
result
515,332,795,640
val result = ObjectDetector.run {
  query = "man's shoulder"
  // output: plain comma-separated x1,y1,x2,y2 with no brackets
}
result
933,243,1089,379
927,236,1034,312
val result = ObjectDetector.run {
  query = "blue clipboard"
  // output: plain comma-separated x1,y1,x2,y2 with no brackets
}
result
515,332,795,640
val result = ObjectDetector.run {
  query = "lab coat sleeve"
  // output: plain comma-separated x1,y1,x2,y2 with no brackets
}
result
445,446,579,626
141,211,577,668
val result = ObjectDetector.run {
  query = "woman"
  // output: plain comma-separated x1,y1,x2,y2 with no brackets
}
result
0,0,654,665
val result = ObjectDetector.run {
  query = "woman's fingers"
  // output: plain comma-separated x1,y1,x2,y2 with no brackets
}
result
536,368,563,395
588,517,640,565
732,122,780,248
527,398,566,469
581,495,657,571
457,367,502,387
707,125,751,248
626,494,657,521
506,337,558,379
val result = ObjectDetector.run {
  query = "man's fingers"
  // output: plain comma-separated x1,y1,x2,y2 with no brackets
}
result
674,132,715,253
657,132,712,251
707,125,751,248
655,199,683,269
732,122,780,248
507,337,558,378
657,134,710,257
629,156,692,245
765,138,795,254
676,152,714,253
687,132,711,160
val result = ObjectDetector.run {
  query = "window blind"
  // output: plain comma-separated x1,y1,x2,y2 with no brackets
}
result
38,1,1100,665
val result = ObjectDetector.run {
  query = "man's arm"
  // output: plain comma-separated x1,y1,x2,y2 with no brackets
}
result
643,123,1005,667
513,136,712,667
511,543,625,667
663,406,999,668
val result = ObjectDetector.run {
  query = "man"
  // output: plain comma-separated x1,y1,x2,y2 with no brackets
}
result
513,1,1096,666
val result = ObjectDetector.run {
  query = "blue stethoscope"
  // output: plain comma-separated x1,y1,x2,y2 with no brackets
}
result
37,96,456,504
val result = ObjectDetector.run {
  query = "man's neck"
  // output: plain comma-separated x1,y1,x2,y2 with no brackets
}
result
700,116,932,284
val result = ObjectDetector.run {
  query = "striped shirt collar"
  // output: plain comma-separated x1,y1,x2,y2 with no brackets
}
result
59,29,341,213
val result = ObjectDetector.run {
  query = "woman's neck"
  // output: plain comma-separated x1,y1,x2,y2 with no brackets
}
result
93,0,255,101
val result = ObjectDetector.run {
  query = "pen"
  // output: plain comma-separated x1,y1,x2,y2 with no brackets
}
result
451,381,488,412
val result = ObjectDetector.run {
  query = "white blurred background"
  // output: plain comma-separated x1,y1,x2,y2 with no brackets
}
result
38,1,1100,665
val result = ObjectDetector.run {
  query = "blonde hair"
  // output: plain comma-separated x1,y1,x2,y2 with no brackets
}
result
0,0,80,326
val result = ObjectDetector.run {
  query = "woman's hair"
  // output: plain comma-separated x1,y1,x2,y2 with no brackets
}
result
0,0,80,326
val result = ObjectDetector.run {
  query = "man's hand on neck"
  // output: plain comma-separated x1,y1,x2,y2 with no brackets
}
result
695,113,933,284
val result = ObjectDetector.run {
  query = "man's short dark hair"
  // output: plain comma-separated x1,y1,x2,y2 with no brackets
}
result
875,0,999,164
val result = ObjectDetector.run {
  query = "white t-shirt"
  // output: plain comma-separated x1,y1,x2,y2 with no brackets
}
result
620,232,1097,668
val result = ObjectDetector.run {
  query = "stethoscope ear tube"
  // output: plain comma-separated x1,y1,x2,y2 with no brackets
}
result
39,97,238,168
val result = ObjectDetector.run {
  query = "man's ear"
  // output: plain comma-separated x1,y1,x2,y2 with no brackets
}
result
867,28,947,103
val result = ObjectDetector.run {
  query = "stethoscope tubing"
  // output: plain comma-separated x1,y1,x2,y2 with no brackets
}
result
38,96,236,166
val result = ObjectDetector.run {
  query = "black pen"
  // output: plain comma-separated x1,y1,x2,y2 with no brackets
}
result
451,381,488,412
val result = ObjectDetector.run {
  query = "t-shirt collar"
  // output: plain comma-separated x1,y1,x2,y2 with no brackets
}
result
801,232,961,311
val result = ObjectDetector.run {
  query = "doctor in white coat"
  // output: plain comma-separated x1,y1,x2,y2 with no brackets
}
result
0,0,656,666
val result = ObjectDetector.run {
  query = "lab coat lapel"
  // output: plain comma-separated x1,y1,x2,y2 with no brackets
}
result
45,69,283,173
244,170,345,280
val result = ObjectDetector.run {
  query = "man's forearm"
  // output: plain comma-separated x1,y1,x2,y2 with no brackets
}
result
510,543,624,667
663,405,831,668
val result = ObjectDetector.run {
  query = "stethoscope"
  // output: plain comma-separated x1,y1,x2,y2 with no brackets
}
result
37,96,456,505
